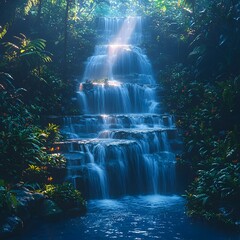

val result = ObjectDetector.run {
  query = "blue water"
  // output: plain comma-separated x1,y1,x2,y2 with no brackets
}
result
13,195,240,240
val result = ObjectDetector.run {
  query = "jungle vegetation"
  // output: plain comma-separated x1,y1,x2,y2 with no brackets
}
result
0,0,240,228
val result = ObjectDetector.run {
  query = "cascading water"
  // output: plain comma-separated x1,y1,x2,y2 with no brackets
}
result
57,16,182,199
78,17,157,114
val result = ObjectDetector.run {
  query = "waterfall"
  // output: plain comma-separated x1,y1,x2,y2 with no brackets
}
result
77,17,157,114
58,17,182,199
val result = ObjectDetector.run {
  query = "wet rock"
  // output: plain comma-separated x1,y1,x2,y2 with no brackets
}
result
12,189,34,204
12,189,34,221
41,199,63,219
0,216,23,239
11,189,45,221
31,192,45,214
32,192,45,203
166,129,177,139
162,115,171,126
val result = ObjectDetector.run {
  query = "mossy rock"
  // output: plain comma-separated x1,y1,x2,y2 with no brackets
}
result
41,199,63,219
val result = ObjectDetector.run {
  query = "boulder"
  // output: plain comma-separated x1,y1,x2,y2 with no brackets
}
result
0,216,23,239
41,199,63,219
11,189,45,221
12,189,34,221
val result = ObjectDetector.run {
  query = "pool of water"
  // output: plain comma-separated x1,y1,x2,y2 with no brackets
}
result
13,195,240,240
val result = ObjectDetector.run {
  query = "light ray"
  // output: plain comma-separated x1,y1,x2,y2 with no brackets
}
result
107,17,138,78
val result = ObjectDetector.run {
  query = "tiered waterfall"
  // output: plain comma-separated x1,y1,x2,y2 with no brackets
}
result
54,17,181,199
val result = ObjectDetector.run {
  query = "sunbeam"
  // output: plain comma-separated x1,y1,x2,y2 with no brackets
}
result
107,17,138,75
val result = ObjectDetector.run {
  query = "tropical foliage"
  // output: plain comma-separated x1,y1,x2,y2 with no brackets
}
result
160,64,240,225
156,0,240,226
0,181,18,221
42,183,86,212
0,0,240,229
0,0,105,225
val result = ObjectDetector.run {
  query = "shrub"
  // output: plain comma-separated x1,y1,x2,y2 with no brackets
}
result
42,183,86,212
22,165,49,184
43,153,66,169
0,73,66,183
0,180,18,221
160,64,240,227
38,124,62,148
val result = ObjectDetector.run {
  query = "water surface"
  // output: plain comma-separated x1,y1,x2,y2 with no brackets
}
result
14,195,240,240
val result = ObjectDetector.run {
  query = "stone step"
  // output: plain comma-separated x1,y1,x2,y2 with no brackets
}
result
98,127,177,140
54,130,177,165
48,113,175,126
98,128,177,154
48,114,175,138
54,138,137,153
66,151,176,198
80,81,164,89
66,151,176,177
62,139,182,172
77,82,160,114
54,133,176,165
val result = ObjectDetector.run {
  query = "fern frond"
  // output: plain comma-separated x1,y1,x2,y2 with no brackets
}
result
3,42,20,50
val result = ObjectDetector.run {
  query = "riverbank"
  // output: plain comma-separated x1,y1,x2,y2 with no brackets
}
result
0,183,86,239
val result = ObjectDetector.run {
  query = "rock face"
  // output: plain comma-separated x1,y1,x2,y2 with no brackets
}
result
0,187,45,238
0,185,86,239
13,189,45,221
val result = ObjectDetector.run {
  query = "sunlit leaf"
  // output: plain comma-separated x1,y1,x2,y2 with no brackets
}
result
0,24,8,40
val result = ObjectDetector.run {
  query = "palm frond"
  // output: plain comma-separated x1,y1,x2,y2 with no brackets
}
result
0,24,9,40
3,42,20,50
25,0,40,15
